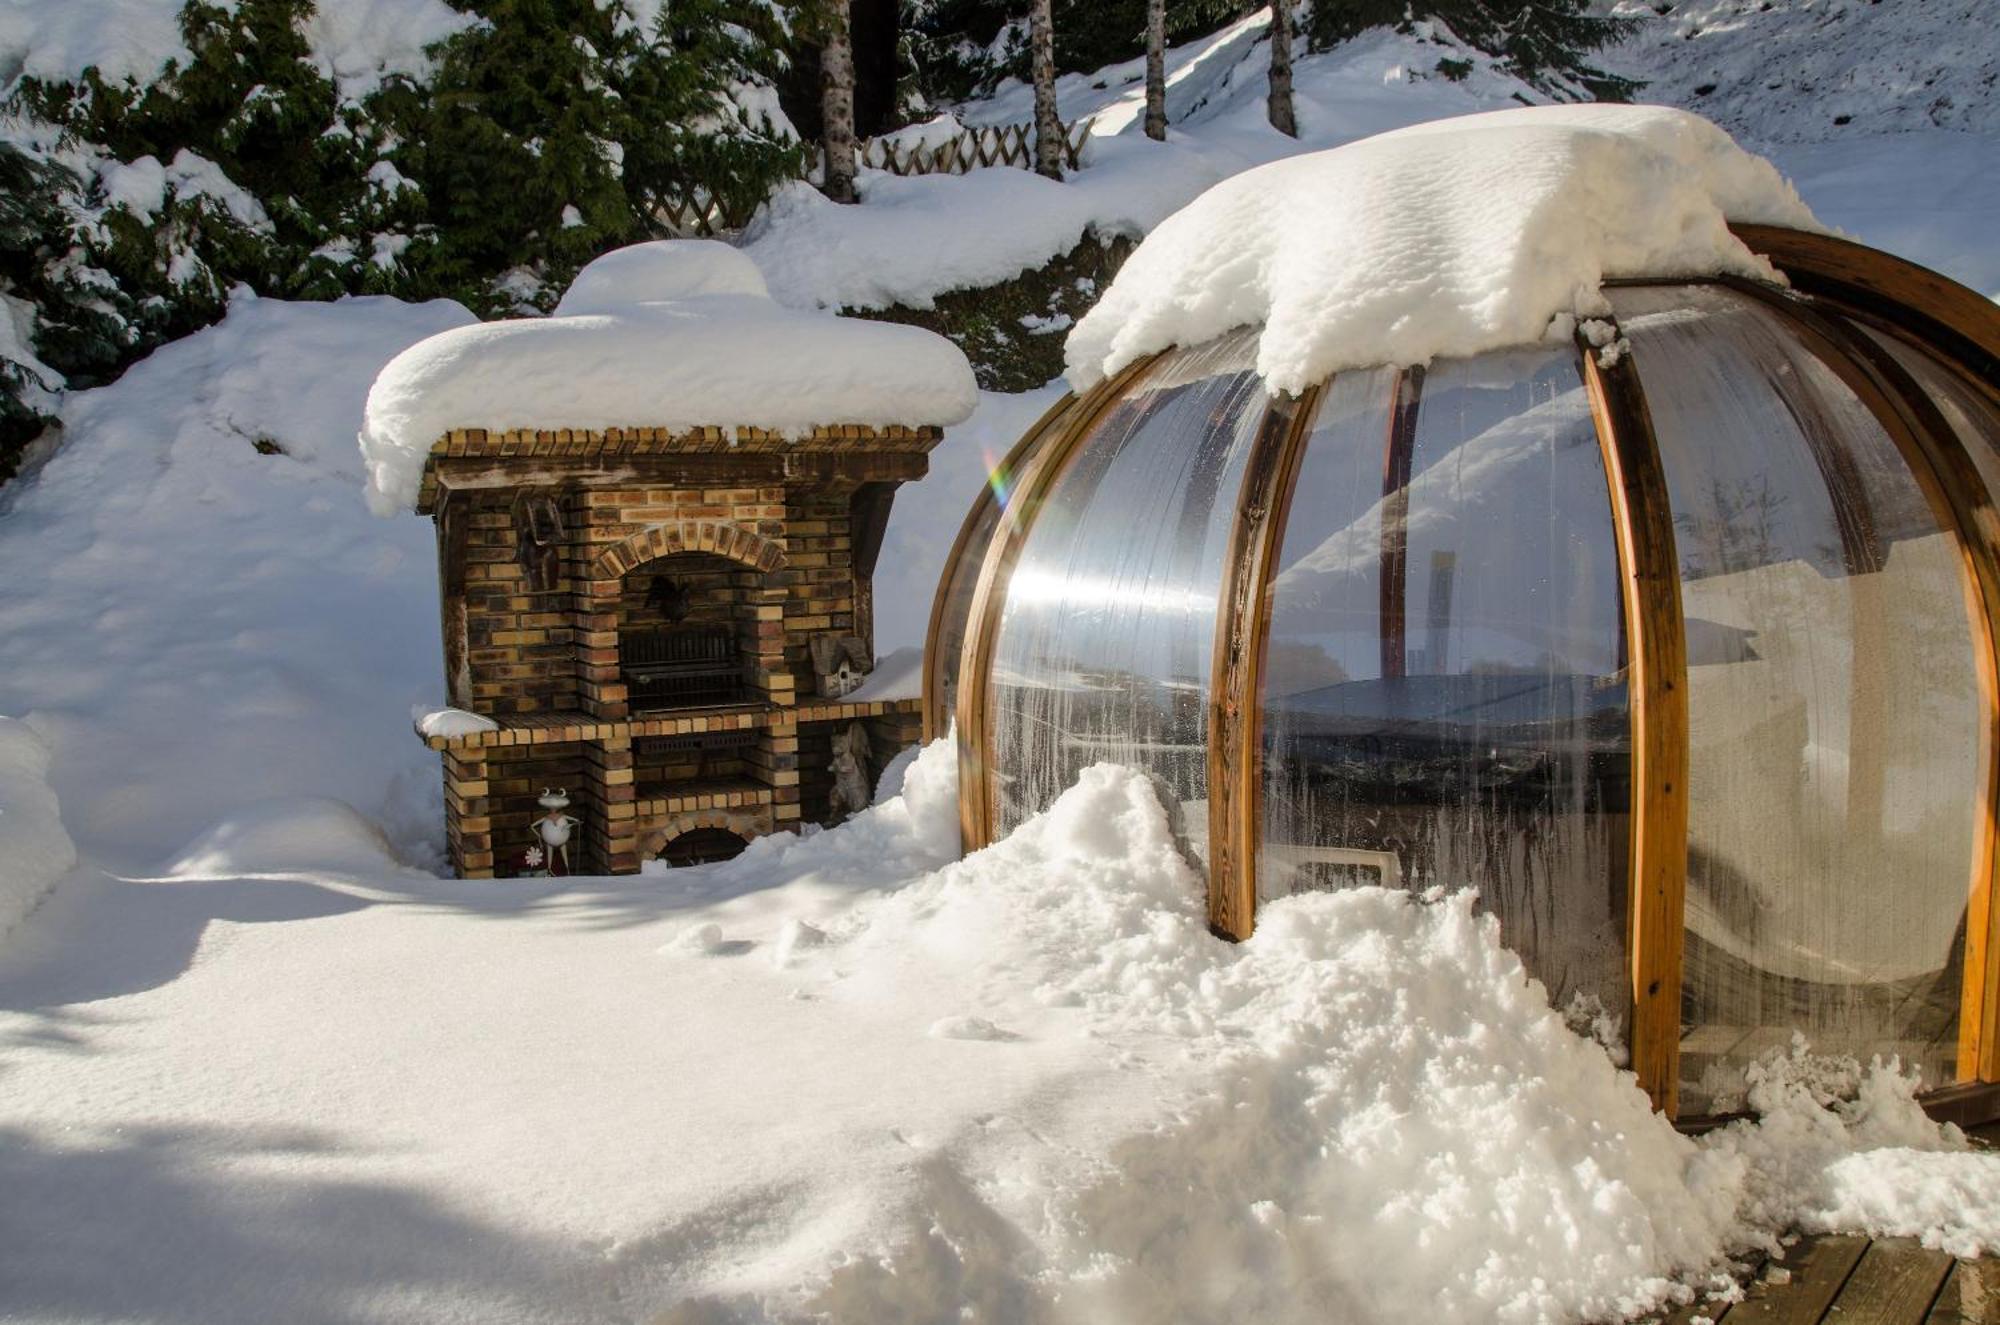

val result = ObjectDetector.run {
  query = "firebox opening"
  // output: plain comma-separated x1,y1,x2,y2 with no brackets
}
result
619,551,753,713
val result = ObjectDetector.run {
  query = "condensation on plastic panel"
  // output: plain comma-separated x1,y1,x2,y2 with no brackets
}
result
985,331,1270,870
1613,284,1979,1115
1255,349,1633,1041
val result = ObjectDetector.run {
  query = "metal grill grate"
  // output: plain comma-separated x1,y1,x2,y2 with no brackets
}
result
620,625,743,711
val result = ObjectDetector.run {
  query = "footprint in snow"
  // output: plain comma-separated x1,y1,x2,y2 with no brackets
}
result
928,1015,1022,1042
771,918,830,968
659,923,753,957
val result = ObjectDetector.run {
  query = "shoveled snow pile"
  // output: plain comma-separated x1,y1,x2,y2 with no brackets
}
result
0,717,75,940
1066,104,1824,393
359,240,978,514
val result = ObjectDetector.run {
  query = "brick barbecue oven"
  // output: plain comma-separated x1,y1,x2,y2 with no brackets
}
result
410,423,937,877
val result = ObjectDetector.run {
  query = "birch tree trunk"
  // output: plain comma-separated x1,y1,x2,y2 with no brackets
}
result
1144,0,1166,141
1030,0,1062,178
1267,0,1297,138
821,0,859,203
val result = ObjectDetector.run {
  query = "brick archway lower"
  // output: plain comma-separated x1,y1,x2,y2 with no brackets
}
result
640,806,777,861
588,521,785,582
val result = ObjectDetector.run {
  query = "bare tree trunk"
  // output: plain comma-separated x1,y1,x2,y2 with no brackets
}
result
1267,0,1296,138
821,0,859,203
1030,0,1062,178
1144,0,1166,141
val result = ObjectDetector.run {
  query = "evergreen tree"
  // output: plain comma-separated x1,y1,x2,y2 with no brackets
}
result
385,0,804,310
0,142,71,479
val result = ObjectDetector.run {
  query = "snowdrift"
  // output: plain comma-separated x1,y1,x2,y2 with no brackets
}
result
0,716,75,940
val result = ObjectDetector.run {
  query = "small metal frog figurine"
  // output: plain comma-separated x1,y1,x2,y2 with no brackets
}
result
530,787,580,876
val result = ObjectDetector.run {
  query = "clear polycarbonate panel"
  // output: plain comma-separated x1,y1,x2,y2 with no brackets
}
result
986,332,1269,866
1613,284,1980,1114
1256,350,1633,1038
929,418,1053,736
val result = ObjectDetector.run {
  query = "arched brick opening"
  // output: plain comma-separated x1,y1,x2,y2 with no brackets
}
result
656,827,751,868
643,806,772,867
589,521,785,582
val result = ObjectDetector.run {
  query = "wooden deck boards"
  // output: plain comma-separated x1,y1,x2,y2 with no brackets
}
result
1626,1123,2000,1325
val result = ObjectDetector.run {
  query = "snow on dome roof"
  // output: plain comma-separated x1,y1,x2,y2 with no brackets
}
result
1065,104,1828,394
360,240,978,515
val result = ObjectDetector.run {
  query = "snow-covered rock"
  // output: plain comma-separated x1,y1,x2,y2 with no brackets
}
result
359,239,979,514
1067,104,1824,393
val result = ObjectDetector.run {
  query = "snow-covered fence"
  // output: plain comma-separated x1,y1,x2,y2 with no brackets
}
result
654,118,1093,239
652,192,745,240
832,118,1092,177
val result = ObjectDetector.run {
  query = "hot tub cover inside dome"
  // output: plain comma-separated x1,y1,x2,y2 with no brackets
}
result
929,107,2000,1123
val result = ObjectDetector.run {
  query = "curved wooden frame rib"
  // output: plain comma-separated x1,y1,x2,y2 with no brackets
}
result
920,390,1078,742
951,355,1162,854
1579,333,1692,1116
1205,385,1322,940
1730,224,2000,395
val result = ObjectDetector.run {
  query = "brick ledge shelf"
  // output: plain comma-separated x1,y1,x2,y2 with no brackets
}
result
635,778,777,818
419,696,921,752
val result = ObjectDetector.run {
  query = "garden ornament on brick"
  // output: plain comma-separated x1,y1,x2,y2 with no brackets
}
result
532,788,580,876
827,721,872,824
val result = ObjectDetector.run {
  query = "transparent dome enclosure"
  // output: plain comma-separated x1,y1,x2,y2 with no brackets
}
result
934,226,2000,1121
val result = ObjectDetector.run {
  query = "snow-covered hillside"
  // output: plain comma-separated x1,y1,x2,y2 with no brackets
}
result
1605,0,1998,145
2,5,2000,1322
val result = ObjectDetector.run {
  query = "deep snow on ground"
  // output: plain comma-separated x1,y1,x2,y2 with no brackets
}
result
4,4,2000,1321
0,291,472,873
5,744,1998,1323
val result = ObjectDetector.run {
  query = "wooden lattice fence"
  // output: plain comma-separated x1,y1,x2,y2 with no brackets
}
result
654,117,1093,238
833,118,1092,177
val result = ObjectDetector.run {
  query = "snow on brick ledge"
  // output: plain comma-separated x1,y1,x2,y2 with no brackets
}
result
359,240,978,514
1066,104,1827,394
